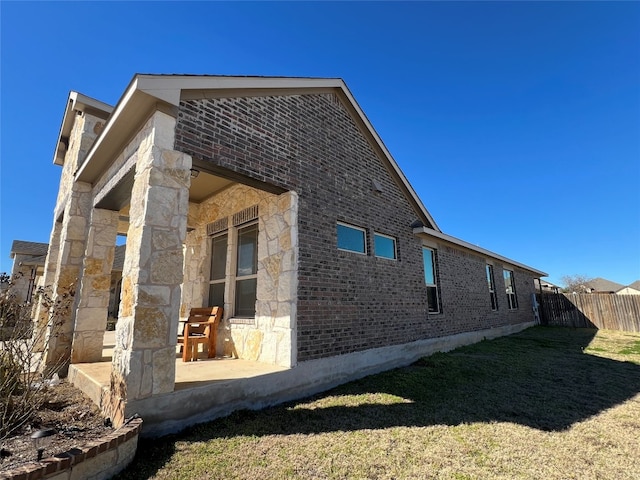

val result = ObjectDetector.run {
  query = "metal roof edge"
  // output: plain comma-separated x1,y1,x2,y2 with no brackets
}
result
336,81,441,232
414,227,547,277
72,74,440,232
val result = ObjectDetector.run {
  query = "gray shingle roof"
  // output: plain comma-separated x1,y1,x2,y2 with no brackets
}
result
10,240,126,272
626,280,640,291
585,277,625,293
10,240,49,258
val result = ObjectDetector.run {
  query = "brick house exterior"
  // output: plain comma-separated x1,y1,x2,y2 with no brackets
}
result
173,90,540,362
34,75,545,429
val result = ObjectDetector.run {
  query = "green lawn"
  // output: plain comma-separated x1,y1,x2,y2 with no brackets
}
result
117,327,640,479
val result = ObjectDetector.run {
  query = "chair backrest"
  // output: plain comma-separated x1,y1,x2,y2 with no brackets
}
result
186,307,222,335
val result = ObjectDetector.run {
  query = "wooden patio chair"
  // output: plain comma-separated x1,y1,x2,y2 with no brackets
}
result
177,306,222,362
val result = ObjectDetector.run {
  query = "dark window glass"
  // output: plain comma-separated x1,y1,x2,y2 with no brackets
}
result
235,278,257,317
237,224,258,276
210,234,228,280
423,247,440,314
337,223,366,253
208,233,228,307
504,269,518,310
208,283,225,307
374,233,396,259
235,223,258,317
486,264,498,311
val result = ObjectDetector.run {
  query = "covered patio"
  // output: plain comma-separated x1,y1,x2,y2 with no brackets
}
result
68,331,290,437
36,85,299,435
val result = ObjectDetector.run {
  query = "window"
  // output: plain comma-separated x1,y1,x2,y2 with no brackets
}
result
423,247,440,314
374,233,396,260
486,264,498,310
504,269,518,310
337,222,366,254
235,223,258,317
208,233,228,307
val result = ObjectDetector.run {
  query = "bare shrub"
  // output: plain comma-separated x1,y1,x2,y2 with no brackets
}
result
0,274,74,440
560,274,593,293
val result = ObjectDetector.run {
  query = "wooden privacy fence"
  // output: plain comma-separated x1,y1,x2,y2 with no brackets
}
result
539,293,640,332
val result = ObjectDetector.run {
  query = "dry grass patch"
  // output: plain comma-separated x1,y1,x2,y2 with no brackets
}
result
117,327,640,479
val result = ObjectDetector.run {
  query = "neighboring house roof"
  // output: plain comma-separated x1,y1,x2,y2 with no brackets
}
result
628,280,640,290
585,277,625,293
10,240,49,258
18,254,47,266
616,286,640,294
538,279,560,290
69,74,440,232
9,240,126,272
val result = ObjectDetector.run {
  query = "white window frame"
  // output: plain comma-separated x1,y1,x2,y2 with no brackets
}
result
234,221,258,318
486,264,498,311
504,269,518,310
374,232,397,260
207,232,228,307
423,247,440,314
337,222,367,255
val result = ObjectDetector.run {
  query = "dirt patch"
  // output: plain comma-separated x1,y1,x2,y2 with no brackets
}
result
0,380,112,472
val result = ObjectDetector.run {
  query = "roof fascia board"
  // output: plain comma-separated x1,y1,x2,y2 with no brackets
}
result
73,74,438,234
180,86,339,101
53,92,113,166
414,226,547,277
135,75,344,106
77,76,341,181
70,91,114,115
158,76,437,229
75,76,144,181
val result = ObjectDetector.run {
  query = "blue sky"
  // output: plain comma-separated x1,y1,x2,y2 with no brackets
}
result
1,1,639,287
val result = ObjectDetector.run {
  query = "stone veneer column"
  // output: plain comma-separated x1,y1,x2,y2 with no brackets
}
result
43,182,93,375
109,111,191,423
32,221,63,352
70,208,119,363
254,191,299,367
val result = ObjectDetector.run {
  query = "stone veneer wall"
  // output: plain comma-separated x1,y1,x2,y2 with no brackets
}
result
182,183,297,367
53,112,106,219
0,418,142,480
174,92,536,363
38,110,106,367
110,110,190,419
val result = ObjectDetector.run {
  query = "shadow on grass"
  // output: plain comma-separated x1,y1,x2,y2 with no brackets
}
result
119,327,640,478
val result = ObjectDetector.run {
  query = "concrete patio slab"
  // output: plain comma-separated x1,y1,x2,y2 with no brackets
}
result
68,322,534,437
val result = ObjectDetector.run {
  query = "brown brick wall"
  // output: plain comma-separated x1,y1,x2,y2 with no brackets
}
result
434,245,536,336
174,93,536,362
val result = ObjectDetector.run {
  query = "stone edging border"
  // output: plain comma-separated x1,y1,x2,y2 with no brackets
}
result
0,417,142,480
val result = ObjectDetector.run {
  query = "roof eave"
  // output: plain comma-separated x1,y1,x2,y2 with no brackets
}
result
414,227,547,277
53,92,114,166
76,75,350,183
73,74,440,231
336,82,440,231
